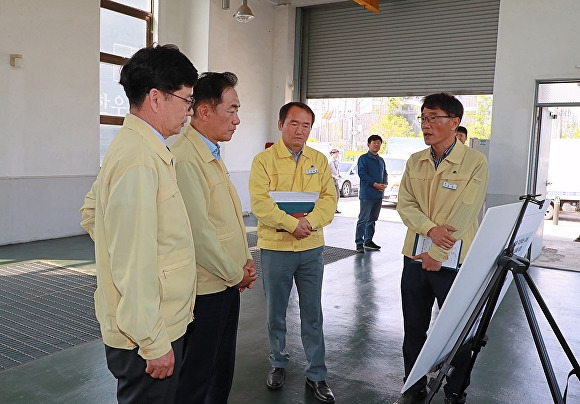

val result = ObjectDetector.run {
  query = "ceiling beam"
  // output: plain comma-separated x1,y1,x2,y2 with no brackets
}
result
352,0,380,13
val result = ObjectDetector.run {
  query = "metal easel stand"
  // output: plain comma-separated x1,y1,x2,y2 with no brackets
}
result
424,194,580,404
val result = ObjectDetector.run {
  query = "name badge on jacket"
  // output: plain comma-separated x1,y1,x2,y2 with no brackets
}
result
442,181,457,190
306,167,318,175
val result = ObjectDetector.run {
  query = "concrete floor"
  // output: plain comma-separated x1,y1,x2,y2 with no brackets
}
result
0,200,579,403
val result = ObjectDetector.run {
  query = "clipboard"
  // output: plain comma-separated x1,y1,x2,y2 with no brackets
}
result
412,234,462,271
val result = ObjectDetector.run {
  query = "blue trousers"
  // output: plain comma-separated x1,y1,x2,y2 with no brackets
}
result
355,198,382,245
400,256,471,396
176,286,240,404
261,247,327,381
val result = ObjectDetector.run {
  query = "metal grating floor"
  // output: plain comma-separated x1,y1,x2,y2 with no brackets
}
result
246,232,358,276
0,261,99,371
0,237,356,371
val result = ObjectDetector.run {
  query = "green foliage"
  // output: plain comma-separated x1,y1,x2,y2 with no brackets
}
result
570,129,580,139
464,96,493,139
563,123,580,139
369,97,416,142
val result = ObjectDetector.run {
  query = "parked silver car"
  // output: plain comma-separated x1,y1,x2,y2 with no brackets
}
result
383,157,407,205
337,162,359,197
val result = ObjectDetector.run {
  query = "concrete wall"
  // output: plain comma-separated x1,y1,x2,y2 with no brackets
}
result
487,0,580,207
3,0,580,244
162,0,294,212
0,0,295,244
0,0,99,244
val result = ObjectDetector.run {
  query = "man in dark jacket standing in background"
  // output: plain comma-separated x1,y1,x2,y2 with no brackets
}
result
355,135,388,253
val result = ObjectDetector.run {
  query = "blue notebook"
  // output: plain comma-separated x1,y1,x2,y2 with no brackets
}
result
269,191,319,214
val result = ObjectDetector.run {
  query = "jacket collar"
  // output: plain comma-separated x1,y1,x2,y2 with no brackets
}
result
417,140,466,165
183,125,216,163
273,137,314,162
123,114,173,165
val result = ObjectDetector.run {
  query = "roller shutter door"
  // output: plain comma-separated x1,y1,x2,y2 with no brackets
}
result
301,0,500,98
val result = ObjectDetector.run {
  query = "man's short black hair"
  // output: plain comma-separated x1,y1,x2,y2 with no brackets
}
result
279,102,315,126
192,72,238,115
120,44,198,107
421,93,464,121
367,135,383,144
456,126,468,136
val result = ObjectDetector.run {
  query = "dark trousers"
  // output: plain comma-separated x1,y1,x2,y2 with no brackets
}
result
105,336,184,404
176,286,240,404
355,198,382,245
400,256,472,396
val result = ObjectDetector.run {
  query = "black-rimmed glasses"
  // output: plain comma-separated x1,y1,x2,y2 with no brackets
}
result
417,115,453,124
166,91,195,111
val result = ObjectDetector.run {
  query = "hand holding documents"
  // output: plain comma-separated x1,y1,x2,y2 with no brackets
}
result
269,191,319,214
413,234,463,271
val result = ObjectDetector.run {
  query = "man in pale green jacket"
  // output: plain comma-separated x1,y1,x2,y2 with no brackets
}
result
171,71,257,404
80,44,198,404
394,93,488,404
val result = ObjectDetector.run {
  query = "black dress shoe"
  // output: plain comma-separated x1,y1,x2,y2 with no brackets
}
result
266,367,285,390
444,392,467,404
306,378,335,403
363,240,381,250
393,387,428,404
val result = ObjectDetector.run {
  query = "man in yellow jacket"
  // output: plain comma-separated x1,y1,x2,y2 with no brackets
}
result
394,93,489,404
249,102,337,404
80,44,198,403
171,71,258,404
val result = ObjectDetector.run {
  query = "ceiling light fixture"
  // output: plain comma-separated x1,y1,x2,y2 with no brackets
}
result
234,0,254,23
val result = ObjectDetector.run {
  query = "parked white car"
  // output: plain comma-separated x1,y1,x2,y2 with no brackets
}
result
337,162,359,197
383,156,407,205
337,157,407,200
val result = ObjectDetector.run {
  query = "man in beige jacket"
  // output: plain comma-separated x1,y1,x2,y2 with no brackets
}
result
80,44,198,403
172,71,257,404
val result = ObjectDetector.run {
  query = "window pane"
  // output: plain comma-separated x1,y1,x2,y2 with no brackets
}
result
100,62,129,117
538,82,580,104
100,8,146,56
100,124,122,165
113,0,152,12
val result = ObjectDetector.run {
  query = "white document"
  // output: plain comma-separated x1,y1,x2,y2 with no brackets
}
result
268,191,319,203
413,234,462,271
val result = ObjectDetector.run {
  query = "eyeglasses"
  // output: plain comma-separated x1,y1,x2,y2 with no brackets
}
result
166,91,195,111
417,115,453,124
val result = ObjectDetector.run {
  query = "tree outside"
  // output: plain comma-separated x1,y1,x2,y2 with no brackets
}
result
308,95,493,153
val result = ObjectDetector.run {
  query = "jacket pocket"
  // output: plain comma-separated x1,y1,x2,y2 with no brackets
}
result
158,250,196,303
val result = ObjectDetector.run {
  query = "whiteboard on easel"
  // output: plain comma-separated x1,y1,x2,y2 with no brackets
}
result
403,199,549,393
